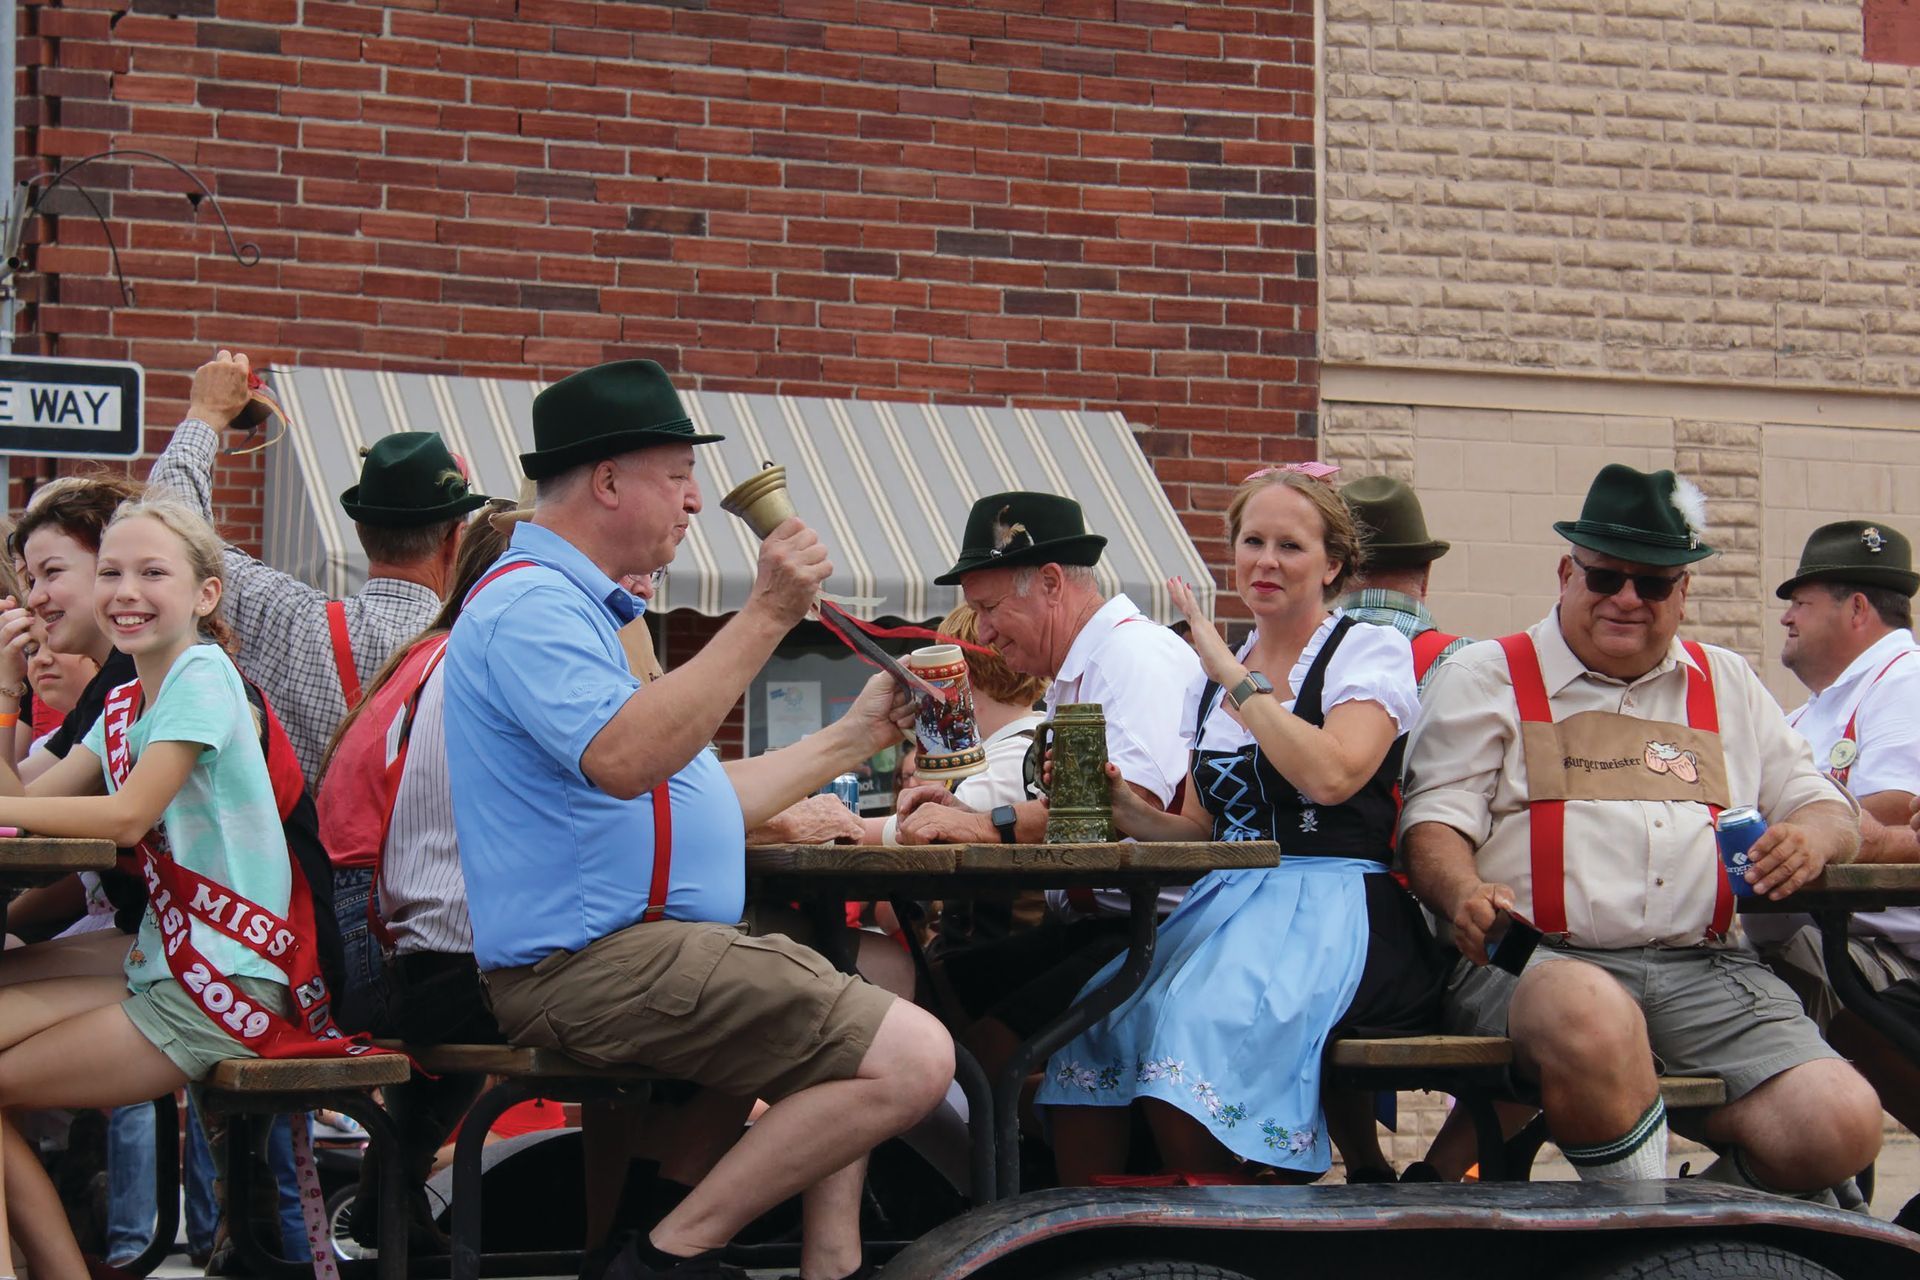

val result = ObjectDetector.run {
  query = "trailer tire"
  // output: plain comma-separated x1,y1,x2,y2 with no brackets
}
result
1052,1262,1255,1280
1566,1239,1841,1280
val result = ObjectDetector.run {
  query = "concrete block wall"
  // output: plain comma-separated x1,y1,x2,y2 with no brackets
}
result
1324,403,1686,648
1323,0,1920,393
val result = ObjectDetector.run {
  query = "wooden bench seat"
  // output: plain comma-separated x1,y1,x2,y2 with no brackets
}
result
371,1040,665,1081
205,1052,410,1092
1332,1036,1729,1108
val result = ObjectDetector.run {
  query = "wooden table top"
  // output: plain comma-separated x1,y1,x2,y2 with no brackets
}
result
1740,862,1920,912
745,840,1279,895
0,837,117,889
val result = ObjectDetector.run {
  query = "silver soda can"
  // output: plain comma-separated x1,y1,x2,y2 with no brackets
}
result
827,772,861,814
1714,806,1767,898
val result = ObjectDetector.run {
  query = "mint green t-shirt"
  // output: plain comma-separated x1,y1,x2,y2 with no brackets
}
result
82,644,292,991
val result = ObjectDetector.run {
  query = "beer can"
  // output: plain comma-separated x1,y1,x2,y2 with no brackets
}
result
1714,806,1767,898
827,772,861,814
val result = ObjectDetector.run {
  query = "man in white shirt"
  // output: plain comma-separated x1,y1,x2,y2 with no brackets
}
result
1760,520,1920,1141
896,492,1203,1086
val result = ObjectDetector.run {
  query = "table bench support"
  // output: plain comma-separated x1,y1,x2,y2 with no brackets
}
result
994,881,1160,1200
210,1090,408,1280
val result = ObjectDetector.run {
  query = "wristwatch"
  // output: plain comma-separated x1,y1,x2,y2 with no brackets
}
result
990,804,1019,844
1225,671,1274,711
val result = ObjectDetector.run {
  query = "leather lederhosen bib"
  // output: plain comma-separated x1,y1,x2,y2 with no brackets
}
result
1500,633,1734,941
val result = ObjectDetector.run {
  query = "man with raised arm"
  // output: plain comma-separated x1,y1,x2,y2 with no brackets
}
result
444,359,951,1280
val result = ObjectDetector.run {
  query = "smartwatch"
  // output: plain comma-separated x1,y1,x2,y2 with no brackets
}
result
990,804,1019,844
1225,671,1274,711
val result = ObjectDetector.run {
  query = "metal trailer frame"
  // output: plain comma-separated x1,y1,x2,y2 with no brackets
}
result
882,1182,1920,1280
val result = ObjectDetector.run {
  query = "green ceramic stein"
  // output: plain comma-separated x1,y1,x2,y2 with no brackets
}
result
1022,702,1116,843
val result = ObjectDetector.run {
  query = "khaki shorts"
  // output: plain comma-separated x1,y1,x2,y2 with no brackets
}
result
1761,925,1920,1030
483,920,895,1102
1444,941,1839,1103
122,975,292,1080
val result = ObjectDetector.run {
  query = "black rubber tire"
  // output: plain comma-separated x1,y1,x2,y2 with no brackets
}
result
1054,1262,1255,1280
1564,1238,1841,1280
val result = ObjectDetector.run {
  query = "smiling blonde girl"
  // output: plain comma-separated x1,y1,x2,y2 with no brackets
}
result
0,497,311,1280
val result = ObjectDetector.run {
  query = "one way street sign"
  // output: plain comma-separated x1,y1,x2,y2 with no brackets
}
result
0,355,143,459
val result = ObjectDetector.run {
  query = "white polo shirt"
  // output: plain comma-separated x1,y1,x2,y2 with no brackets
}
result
1042,593,1206,917
1784,627,1920,953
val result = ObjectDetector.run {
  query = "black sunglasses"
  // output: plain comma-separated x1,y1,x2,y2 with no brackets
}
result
1569,555,1687,603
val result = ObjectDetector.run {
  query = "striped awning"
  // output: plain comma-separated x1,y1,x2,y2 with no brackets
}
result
261,367,1214,624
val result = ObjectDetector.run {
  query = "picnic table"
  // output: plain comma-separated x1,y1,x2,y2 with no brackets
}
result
746,839,1280,1201
0,834,116,889
1740,862,1920,1066
0,835,116,938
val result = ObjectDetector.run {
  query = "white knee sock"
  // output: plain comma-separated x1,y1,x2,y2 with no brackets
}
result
1564,1097,1668,1181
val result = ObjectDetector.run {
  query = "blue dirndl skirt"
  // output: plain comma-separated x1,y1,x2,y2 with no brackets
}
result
1034,856,1378,1171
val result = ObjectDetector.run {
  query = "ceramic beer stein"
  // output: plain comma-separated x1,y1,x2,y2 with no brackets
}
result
905,644,987,780
1022,702,1115,843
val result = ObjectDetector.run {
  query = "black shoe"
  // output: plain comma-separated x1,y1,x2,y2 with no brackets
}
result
1895,1191,1920,1234
1345,1164,1397,1184
777,1266,875,1280
601,1235,748,1280
347,1186,452,1255
1399,1161,1442,1184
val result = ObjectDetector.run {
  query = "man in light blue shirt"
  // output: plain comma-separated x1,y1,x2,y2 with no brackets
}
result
446,359,952,1280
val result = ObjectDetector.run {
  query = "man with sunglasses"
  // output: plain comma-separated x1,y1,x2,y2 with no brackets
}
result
1400,463,1878,1200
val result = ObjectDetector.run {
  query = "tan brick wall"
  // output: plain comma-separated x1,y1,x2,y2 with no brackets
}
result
1323,0,1920,392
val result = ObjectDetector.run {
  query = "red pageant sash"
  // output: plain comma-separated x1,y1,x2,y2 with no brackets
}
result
102,678,373,1060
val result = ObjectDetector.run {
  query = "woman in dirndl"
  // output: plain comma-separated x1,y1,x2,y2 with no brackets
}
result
1036,465,1443,1182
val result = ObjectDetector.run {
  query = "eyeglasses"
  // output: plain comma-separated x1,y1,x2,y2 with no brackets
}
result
1570,556,1686,602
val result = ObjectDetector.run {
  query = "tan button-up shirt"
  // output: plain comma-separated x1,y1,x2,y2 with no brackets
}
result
1398,609,1850,950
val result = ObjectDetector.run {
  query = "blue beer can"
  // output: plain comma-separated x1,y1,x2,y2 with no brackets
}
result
827,772,861,814
1714,806,1767,898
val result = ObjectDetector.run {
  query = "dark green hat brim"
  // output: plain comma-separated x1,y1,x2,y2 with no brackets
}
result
1554,521,1715,568
519,424,725,481
1776,565,1920,599
1366,538,1451,567
934,533,1108,586
340,487,492,528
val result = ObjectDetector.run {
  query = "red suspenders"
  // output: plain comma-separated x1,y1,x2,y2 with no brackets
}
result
466,560,675,923
326,600,362,710
1498,634,1731,941
1830,651,1914,789
1411,629,1461,684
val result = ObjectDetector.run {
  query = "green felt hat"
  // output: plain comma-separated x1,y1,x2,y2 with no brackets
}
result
1340,475,1450,567
934,491,1107,586
520,359,723,481
339,432,491,527
1776,520,1919,599
1553,464,1714,567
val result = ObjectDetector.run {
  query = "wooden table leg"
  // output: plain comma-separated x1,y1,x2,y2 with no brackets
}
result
993,881,1160,1200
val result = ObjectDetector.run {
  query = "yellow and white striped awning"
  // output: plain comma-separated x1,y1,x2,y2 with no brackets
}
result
262,367,1213,624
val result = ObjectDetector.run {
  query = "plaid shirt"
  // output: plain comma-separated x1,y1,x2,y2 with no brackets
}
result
1335,587,1472,695
148,420,442,790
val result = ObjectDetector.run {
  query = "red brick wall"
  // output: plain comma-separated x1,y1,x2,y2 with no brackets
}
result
16,0,1316,612
1867,0,1920,66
